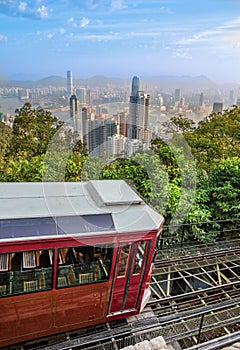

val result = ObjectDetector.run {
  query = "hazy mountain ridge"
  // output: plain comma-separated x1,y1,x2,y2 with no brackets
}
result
0,74,238,92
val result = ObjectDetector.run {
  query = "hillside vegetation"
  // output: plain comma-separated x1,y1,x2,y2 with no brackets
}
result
0,103,239,243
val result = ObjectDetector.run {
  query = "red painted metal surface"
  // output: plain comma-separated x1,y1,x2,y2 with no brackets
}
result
0,229,160,348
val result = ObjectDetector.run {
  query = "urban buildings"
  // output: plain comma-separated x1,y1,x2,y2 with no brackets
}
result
2,71,239,158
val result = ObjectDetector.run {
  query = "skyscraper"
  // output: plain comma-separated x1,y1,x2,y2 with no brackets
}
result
67,70,73,96
212,102,223,114
199,92,204,107
131,76,140,96
70,94,80,129
174,88,181,104
128,76,150,141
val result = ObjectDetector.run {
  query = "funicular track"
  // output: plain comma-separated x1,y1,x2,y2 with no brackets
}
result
148,237,240,348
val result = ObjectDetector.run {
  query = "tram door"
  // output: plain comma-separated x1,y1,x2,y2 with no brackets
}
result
109,240,149,314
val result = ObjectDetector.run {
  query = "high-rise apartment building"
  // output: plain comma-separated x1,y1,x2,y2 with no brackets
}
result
70,94,80,129
76,87,87,104
67,70,73,96
174,88,181,104
212,102,223,114
199,92,204,107
125,139,143,157
108,134,127,157
113,112,128,137
229,90,235,106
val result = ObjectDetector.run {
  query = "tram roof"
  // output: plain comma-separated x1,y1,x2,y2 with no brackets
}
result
0,180,164,240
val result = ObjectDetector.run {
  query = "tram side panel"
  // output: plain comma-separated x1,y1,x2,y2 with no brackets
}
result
0,239,116,348
1,292,53,345
0,232,161,347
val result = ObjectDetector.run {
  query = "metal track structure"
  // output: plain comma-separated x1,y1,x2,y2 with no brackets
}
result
149,237,240,349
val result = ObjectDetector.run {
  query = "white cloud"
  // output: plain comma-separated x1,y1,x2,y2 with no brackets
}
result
36,5,48,19
110,0,127,11
47,33,54,39
220,16,240,30
159,6,173,14
80,17,90,27
59,28,67,34
0,34,7,42
18,1,27,13
177,16,240,46
175,47,192,59
67,17,78,27
69,32,122,41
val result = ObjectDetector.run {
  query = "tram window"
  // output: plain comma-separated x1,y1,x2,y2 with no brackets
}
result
57,244,113,288
23,251,36,268
133,241,147,275
117,244,131,277
0,249,53,297
0,253,9,271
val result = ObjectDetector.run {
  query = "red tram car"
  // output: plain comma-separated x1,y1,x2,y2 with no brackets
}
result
0,180,164,348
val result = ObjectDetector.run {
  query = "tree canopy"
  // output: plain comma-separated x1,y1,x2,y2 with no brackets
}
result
0,102,239,243
7,102,64,159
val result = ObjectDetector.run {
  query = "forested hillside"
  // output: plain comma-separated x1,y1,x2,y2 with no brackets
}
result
1,102,239,243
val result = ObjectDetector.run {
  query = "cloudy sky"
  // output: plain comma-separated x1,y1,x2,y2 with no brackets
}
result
1,0,240,82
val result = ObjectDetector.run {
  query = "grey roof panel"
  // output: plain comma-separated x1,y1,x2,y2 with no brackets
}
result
86,180,143,206
0,181,164,241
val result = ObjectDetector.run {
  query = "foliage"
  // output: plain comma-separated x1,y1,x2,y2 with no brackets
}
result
0,121,12,157
163,115,196,133
7,103,64,159
0,155,44,182
0,104,239,245
0,103,88,182
206,157,240,234
184,105,240,170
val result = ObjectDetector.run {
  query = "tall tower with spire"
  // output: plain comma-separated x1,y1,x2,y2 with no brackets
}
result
128,76,150,141
67,70,73,96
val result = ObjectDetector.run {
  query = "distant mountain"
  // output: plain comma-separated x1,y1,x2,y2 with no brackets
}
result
0,76,66,88
0,74,238,91
140,75,217,92
35,76,66,87
74,75,129,88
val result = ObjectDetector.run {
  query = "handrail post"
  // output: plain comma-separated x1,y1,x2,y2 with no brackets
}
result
197,314,205,344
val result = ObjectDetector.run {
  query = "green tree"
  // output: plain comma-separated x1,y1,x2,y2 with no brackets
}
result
0,121,12,159
0,155,44,182
163,115,196,133
185,105,240,171
7,103,64,159
207,157,240,234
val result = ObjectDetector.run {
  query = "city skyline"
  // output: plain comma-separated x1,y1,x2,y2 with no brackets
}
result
1,0,240,83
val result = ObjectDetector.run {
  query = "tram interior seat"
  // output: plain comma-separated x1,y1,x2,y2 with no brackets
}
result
0,284,7,295
79,272,94,284
58,276,68,287
24,280,38,292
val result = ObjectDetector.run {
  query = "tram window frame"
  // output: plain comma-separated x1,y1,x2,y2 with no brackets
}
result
0,249,54,297
132,241,148,275
117,244,131,278
57,244,114,289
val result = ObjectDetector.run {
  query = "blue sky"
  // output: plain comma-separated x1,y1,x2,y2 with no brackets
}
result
1,0,240,82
